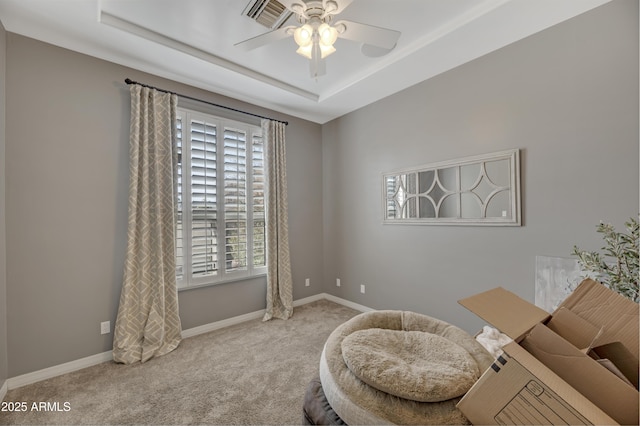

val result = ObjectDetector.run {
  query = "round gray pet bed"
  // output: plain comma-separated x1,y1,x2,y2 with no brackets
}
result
319,310,493,425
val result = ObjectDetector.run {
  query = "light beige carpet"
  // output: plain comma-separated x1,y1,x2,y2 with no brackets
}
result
0,299,359,425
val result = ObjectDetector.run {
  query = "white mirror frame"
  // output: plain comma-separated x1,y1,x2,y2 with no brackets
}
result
383,149,521,226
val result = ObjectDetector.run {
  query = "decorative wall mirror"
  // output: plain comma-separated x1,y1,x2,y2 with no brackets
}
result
383,149,521,226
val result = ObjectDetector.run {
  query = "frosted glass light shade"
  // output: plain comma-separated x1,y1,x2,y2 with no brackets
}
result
318,23,338,47
294,24,313,47
319,43,336,58
296,43,313,59
294,22,337,61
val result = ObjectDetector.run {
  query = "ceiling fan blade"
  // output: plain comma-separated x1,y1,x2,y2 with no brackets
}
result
361,44,395,58
234,26,295,51
334,20,400,50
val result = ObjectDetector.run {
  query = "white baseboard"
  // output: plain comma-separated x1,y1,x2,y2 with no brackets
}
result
293,293,327,307
323,293,374,313
180,309,266,339
5,293,372,391
181,293,329,339
7,350,113,390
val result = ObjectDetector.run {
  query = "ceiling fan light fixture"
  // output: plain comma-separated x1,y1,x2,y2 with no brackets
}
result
295,20,338,60
296,43,313,59
318,23,338,47
236,0,401,78
293,24,313,47
319,43,336,59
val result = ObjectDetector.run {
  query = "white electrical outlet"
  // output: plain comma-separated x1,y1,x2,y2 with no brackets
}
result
305,278,310,287
336,278,341,287
100,321,110,335
360,285,365,294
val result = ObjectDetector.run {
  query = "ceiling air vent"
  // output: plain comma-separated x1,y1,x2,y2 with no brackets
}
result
243,0,293,29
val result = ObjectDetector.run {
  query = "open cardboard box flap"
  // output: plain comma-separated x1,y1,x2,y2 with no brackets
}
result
545,307,602,350
458,286,550,341
558,279,639,360
458,279,639,357
591,342,639,388
521,322,638,425
458,279,640,425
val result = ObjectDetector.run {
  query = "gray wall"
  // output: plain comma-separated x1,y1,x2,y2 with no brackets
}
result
322,0,639,334
0,19,8,387
5,35,323,377
3,0,638,379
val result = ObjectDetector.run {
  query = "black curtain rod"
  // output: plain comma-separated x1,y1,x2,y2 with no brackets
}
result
124,78,288,126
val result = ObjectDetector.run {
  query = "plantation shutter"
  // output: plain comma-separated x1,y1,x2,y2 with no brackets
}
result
190,118,219,278
223,128,248,273
252,134,266,268
176,116,184,281
175,108,266,288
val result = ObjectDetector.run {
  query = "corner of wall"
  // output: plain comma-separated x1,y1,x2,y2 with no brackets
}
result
0,17,9,392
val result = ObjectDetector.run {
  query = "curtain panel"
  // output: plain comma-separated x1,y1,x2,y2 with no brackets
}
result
113,85,182,364
262,119,294,321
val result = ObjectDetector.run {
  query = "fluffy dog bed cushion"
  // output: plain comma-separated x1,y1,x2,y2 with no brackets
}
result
341,329,480,402
320,310,494,425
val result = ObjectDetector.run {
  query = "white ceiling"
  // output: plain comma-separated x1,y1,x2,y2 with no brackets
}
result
0,0,610,124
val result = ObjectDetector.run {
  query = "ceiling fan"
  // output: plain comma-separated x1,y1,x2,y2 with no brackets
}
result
235,0,401,78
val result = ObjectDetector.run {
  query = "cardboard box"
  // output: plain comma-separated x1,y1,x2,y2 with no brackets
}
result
457,279,639,425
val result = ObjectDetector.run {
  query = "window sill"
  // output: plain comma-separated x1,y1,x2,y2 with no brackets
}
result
177,272,267,292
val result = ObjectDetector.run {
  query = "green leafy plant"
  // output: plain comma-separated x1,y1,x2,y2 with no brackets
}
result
572,216,639,303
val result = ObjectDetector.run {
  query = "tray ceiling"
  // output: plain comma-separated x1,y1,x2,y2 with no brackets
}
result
0,0,610,123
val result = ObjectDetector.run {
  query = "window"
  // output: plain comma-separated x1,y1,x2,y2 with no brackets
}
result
176,108,266,289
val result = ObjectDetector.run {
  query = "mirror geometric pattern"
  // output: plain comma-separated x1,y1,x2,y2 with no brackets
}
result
383,150,520,226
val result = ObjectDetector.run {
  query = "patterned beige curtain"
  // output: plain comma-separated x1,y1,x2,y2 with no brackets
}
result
262,119,294,321
113,85,182,364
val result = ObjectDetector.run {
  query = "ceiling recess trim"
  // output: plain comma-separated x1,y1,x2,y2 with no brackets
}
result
99,11,318,102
